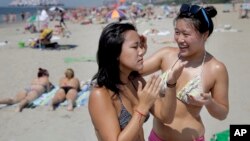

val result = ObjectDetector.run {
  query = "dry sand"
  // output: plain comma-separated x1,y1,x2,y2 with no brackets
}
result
0,4,250,141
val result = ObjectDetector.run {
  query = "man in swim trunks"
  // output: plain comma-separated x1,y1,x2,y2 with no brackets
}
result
50,68,80,111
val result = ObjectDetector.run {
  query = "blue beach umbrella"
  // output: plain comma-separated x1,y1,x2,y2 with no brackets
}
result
118,5,128,10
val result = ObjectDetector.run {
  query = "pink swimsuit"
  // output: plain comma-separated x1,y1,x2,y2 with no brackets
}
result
148,130,205,141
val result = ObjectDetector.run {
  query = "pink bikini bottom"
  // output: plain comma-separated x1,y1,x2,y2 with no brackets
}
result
148,130,164,141
148,129,205,141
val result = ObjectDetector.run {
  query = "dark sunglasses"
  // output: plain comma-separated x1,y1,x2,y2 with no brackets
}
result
180,4,210,28
180,4,201,15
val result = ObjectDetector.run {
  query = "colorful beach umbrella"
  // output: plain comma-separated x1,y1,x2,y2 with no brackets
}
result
106,9,126,19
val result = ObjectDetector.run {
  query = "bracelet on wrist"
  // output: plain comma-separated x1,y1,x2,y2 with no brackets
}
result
167,82,176,88
135,109,148,123
135,109,147,117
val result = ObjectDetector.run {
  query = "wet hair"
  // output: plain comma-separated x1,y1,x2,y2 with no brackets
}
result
174,4,217,37
92,22,138,95
65,68,74,79
38,68,49,77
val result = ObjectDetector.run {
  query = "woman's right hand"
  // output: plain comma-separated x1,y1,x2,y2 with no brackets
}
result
167,60,187,84
136,75,162,115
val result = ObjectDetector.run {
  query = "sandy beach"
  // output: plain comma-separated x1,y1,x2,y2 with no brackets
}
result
0,3,250,141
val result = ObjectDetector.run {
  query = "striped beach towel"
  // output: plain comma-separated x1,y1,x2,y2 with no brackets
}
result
29,84,91,108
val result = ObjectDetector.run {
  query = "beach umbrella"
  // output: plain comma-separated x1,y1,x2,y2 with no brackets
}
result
106,9,126,19
27,15,37,23
49,6,65,12
118,5,128,10
39,9,49,21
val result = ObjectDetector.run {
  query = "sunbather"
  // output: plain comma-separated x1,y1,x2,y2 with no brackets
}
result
0,68,51,112
49,68,81,111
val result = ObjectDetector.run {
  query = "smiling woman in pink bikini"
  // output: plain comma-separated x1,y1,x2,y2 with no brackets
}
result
141,3,229,141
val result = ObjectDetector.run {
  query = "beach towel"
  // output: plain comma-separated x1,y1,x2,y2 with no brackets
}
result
31,44,77,50
28,83,91,108
64,56,96,63
210,129,229,141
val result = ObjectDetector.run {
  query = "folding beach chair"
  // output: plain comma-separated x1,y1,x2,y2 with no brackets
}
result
38,28,58,49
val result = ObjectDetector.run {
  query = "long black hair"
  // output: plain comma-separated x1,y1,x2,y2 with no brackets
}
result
174,4,217,37
92,22,138,95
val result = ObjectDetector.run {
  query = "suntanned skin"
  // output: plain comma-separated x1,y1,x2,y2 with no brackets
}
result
89,29,185,141
141,19,229,141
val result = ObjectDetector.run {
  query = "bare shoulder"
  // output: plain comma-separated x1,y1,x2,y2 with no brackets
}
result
145,46,179,64
89,87,112,103
155,46,178,57
88,86,115,116
208,56,228,73
204,54,228,84
73,77,80,82
159,47,179,68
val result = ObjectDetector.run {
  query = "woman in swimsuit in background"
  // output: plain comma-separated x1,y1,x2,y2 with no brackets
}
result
50,68,80,111
88,22,185,141
141,4,229,141
0,68,51,112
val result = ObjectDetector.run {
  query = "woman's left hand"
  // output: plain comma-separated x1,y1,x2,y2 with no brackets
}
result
187,93,212,106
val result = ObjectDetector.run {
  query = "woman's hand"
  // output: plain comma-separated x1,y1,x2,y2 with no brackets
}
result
136,75,161,114
187,93,213,106
140,35,147,56
167,60,187,85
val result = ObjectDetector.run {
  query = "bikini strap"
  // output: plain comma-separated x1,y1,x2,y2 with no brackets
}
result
168,55,180,71
200,51,206,75
118,94,125,106
199,51,207,92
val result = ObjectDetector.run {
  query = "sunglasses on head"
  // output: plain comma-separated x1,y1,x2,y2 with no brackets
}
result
180,4,201,15
180,4,210,28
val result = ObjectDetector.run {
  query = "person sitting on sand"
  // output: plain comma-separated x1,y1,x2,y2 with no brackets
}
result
29,28,58,49
24,23,37,33
50,68,81,111
0,68,51,112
